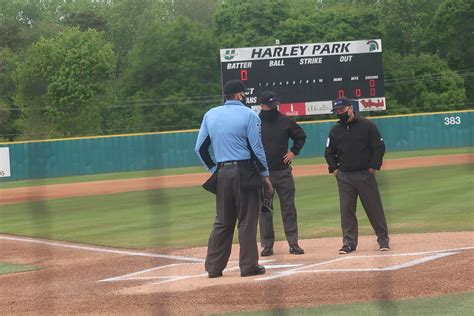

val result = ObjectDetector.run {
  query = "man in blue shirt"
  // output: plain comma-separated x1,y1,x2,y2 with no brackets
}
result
195,80,273,278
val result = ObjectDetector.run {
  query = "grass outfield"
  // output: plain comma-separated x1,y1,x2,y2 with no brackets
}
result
0,147,471,189
0,262,40,275
225,292,474,315
0,164,472,249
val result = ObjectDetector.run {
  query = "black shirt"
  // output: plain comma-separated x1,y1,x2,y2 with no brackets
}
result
259,110,306,171
324,113,385,173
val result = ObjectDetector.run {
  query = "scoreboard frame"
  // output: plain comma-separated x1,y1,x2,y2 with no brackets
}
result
220,39,385,116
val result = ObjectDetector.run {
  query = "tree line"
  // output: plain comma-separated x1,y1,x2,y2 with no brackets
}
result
0,0,472,140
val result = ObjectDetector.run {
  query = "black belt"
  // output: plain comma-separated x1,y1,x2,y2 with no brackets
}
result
217,161,239,168
217,160,251,168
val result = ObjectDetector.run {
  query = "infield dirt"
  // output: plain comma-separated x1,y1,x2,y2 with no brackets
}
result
0,231,472,315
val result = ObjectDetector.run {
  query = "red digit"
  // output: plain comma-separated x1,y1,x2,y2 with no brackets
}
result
370,88,376,96
338,89,345,97
369,79,375,87
355,88,361,97
240,70,248,81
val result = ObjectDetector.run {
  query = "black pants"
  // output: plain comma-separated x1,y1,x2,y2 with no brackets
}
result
205,164,261,275
336,170,389,249
259,167,299,248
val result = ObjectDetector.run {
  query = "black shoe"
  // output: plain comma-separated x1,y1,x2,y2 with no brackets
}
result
338,245,354,254
241,265,266,277
380,245,390,251
208,271,223,278
289,244,304,255
261,247,273,256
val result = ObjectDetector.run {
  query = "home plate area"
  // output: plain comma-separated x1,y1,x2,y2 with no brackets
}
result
1,232,472,315
100,243,473,294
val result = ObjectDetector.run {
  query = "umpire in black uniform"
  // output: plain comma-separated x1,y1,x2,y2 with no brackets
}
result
258,91,306,256
324,97,390,254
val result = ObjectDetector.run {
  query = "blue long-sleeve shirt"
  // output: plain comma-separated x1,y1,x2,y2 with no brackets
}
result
195,100,270,177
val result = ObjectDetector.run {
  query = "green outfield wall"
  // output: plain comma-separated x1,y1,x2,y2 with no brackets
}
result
0,110,472,181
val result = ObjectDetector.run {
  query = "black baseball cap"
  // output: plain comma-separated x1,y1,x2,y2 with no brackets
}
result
223,80,245,94
259,91,280,107
332,97,352,111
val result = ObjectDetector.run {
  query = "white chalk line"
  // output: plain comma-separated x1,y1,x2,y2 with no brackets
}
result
290,252,457,274
99,246,473,285
2,234,472,286
255,257,348,281
0,234,205,263
149,263,306,285
99,259,304,284
99,263,185,282
255,247,474,281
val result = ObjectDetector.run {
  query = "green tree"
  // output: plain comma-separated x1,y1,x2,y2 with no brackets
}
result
121,16,220,131
63,10,108,32
100,100,143,135
143,93,213,132
0,48,19,140
14,28,116,138
105,0,173,77
0,19,25,51
276,4,382,44
0,1,61,52
172,0,218,26
1,0,472,139
384,53,466,114
123,16,219,97
213,0,290,48
380,0,442,56
432,0,474,104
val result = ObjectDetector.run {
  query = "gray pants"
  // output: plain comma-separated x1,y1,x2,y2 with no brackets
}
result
259,167,299,248
336,170,389,249
205,164,261,275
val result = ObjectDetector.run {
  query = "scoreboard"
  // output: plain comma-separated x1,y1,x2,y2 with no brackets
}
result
220,39,385,116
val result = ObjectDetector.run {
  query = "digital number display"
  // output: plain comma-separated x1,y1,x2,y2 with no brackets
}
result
220,39,385,116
